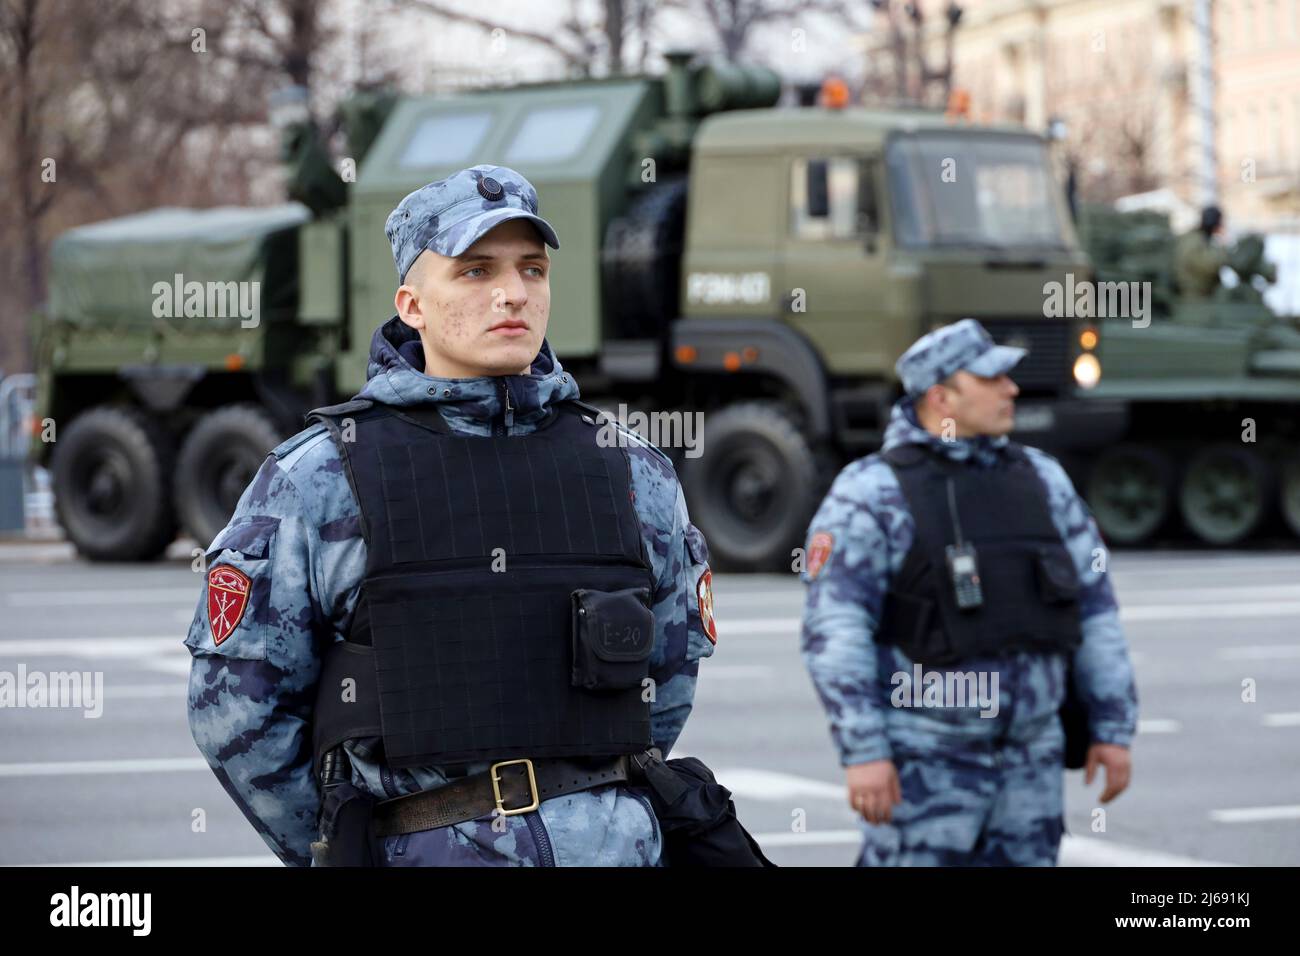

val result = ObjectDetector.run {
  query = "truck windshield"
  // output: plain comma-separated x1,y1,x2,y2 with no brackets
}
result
886,132,1070,250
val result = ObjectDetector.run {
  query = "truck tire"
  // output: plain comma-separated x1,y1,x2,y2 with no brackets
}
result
174,404,284,549
679,401,834,573
50,405,178,562
601,178,688,337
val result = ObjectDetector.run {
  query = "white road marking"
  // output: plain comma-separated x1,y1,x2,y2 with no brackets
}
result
104,683,186,699
143,658,193,676
1217,645,1300,660
1209,804,1300,823
713,767,845,801
1122,602,1300,622
0,757,208,777
1137,719,1181,734
1262,712,1300,727
0,637,181,658
6,588,200,607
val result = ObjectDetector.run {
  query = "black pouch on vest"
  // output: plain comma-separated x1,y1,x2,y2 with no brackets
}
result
1035,546,1080,605
571,587,654,690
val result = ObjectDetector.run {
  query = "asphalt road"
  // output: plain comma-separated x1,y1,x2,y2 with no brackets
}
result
0,539,1296,867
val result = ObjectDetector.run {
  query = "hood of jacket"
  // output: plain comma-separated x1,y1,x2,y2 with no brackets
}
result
880,395,1012,468
354,315,580,435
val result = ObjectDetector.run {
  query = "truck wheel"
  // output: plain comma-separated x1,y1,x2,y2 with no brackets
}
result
1085,444,1173,546
679,401,833,573
1179,444,1272,546
174,404,283,549
601,178,688,337
50,405,178,561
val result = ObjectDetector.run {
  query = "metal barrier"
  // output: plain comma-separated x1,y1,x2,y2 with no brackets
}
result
0,373,37,533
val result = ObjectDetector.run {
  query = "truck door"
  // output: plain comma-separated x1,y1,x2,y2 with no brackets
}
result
780,155,900,379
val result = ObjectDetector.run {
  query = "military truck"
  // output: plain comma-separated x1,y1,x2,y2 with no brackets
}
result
32,54,1097,570
1076,204,1299,547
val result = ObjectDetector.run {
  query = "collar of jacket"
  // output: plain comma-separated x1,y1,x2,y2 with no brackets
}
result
354,315,581,435
881,395,1012,468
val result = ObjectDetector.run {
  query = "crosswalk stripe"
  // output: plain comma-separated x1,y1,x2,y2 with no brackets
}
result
0,757,209,777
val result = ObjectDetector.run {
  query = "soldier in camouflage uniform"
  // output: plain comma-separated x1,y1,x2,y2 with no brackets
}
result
1174,205,1230,301
185,165,718,867
800,319,1137,866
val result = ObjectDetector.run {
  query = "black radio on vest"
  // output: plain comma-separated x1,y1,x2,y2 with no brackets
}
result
305,397,654,773
942,475,984,611
878,443,1083,667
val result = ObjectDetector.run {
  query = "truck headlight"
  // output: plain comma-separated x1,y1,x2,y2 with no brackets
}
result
1073,353,1101,389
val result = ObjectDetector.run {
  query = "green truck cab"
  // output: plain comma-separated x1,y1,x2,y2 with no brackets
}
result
33,56,1096,568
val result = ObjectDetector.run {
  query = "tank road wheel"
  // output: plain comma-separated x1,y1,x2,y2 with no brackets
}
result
1178,444,1272,546
174,404,284,549
679,401,833,573
1085,444,1173,546
1280,454,1300,539
50,405,178,562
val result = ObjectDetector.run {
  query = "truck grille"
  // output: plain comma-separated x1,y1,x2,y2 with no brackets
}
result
979,318,1072,394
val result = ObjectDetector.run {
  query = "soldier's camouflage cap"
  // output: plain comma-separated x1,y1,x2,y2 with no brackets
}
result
385,164,560,283
895,318,1026,397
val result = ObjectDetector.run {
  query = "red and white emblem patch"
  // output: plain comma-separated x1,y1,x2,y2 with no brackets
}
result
807,531,834,580
207,565,252,646
696,569,717,645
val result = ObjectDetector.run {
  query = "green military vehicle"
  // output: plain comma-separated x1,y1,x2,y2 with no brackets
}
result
1076,204,1299,547
33,55,1097,570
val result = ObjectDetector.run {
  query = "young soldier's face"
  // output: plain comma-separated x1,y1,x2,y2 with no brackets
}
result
395,218,551,378
927,369,1020,437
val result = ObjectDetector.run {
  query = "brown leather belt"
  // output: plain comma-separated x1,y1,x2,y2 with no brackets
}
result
371,755,644,837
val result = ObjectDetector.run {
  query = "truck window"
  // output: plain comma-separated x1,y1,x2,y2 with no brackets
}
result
399,112,493,167
885,132,1069,249
504,104,601,164
791,157,875,241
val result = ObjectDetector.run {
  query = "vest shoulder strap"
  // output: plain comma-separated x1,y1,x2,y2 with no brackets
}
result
304,398,375,427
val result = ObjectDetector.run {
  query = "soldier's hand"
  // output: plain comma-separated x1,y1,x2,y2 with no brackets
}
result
1084,743,1131,802
846,760,902,824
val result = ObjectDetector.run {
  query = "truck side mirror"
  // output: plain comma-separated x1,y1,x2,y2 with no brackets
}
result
806,160,830,218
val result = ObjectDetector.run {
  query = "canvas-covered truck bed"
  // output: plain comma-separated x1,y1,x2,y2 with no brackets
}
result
47,204,310,329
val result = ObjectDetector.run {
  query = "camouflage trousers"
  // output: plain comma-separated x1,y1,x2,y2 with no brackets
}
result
375,784,663,867
854,736,1065,867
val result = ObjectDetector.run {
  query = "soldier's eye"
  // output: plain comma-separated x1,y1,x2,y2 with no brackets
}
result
462,267,487,278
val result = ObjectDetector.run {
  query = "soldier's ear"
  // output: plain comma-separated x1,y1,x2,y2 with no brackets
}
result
395,283,426,330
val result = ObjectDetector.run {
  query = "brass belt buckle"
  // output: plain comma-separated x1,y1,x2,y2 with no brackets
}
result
490,758,540,816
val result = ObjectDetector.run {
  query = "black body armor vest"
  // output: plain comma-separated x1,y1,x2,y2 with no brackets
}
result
877,442,1084,666
308,398,654,771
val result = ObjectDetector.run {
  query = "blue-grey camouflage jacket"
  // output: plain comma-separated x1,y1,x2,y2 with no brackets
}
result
800,397,1138,767
185,316,716,866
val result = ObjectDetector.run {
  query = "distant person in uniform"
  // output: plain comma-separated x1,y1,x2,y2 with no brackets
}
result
1175,205,1230,300
799,319,1138,866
